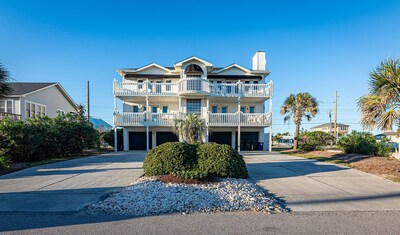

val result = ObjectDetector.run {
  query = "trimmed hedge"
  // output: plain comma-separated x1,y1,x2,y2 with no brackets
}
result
143,142,248,180
198,143,248,179
143,142,198,176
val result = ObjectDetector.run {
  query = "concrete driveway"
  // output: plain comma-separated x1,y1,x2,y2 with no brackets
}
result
0,151,145,212
244,152,400,211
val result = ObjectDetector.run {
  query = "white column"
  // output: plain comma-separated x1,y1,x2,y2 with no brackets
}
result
206,97,209,143
123,128,129,151
269,82,273,152
178,96,182,112
232,131,236,149
113,92,117,153
146,96,149,151
152,131,156,148
238,95,241,152
146,126,149,151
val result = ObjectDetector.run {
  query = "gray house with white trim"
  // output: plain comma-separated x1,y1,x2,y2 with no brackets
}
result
0,82,78,121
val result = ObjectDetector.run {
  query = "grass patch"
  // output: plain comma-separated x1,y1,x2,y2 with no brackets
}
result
288,153,348,165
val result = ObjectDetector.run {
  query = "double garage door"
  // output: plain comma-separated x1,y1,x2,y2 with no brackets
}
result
209,132,259,150
129,132,178,150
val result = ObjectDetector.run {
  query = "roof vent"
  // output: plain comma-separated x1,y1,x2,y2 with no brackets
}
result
252,51,266,71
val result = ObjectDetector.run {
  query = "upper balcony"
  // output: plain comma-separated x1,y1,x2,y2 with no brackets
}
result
113,78,272,99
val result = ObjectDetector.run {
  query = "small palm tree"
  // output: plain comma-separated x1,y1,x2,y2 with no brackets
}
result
0,63,12,99
280,92,319,150
358,58,400,132
77,104,85,117
173,113,205,144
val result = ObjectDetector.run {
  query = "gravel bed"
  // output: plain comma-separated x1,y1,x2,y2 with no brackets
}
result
86,177,287,216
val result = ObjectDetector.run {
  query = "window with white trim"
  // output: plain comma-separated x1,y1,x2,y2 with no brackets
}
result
25,101,46,118
0,100,13,113
57,109,65,116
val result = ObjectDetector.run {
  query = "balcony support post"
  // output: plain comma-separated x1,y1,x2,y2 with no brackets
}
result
113,92,117,153
237,96,241,152
146,96,149,152
269,88,273,152
205,97,209,143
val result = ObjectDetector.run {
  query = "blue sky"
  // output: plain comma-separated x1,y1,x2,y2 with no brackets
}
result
1,0,400,134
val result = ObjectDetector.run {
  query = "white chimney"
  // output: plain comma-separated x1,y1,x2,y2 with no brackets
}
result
252,51,266,71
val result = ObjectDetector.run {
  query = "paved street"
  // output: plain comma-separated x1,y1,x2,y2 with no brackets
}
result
0,211,399,234
244,152,400,211
0,151,145,212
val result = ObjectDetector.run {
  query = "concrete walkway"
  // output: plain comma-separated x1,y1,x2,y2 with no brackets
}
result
244,152,400,211
0,151,145,212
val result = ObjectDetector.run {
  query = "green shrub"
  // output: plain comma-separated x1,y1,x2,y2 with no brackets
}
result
298,131,334,151
337,130,394,157
172,169,207,180
337,131,377,155
143,142,248,180
0,114,100,162
143,142,198,176
376,141,395,158
0,150,10,169
197,143,248,178
102,129,123,151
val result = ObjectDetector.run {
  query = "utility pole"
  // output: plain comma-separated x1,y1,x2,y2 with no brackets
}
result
329,109,332,134
334,91,338,140
87,80,90,121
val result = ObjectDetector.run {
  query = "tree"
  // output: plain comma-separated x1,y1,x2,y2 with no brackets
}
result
77,104,85,117
280,93,319,150
358,59,400,131
358,59,400,156
0,63,12,99
173,113,205,144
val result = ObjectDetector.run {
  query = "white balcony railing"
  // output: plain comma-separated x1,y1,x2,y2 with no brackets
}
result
240,113,272,126
149,112,179,126
114,81,178,96
115,112,146,126
114,79,272,98
208,113,238,126
208,112,272,126
115,111,272,127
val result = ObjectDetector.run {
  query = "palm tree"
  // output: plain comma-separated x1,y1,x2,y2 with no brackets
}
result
358,58,400,132
0,63,12,99
280,92,319,150
173,113,205,144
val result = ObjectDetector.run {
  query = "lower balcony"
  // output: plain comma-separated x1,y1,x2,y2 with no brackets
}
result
115,112,181,126
115,112,272,127
208,112,272,127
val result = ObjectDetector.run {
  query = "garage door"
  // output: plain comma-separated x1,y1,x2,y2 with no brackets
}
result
237,132,259,150
209,132,232,146
156,132,178,146
129,132,152,150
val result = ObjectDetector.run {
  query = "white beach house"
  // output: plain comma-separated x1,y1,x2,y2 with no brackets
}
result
113,51,273,152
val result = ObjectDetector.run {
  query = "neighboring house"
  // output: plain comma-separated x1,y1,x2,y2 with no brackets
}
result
90,117,112,132
310,123,350,137
277,135,294,146
374,132,400,142
113,51,273,151
0,82,78,121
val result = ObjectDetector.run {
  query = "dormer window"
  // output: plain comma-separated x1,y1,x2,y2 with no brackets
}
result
184,64,203,75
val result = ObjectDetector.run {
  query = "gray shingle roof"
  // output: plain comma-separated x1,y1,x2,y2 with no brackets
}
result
6,82,57,96
311,123,350,129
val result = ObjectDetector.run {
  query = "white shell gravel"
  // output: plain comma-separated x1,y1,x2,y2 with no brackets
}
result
86,177,287,216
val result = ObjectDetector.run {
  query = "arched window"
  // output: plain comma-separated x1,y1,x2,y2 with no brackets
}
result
184,64,203,75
